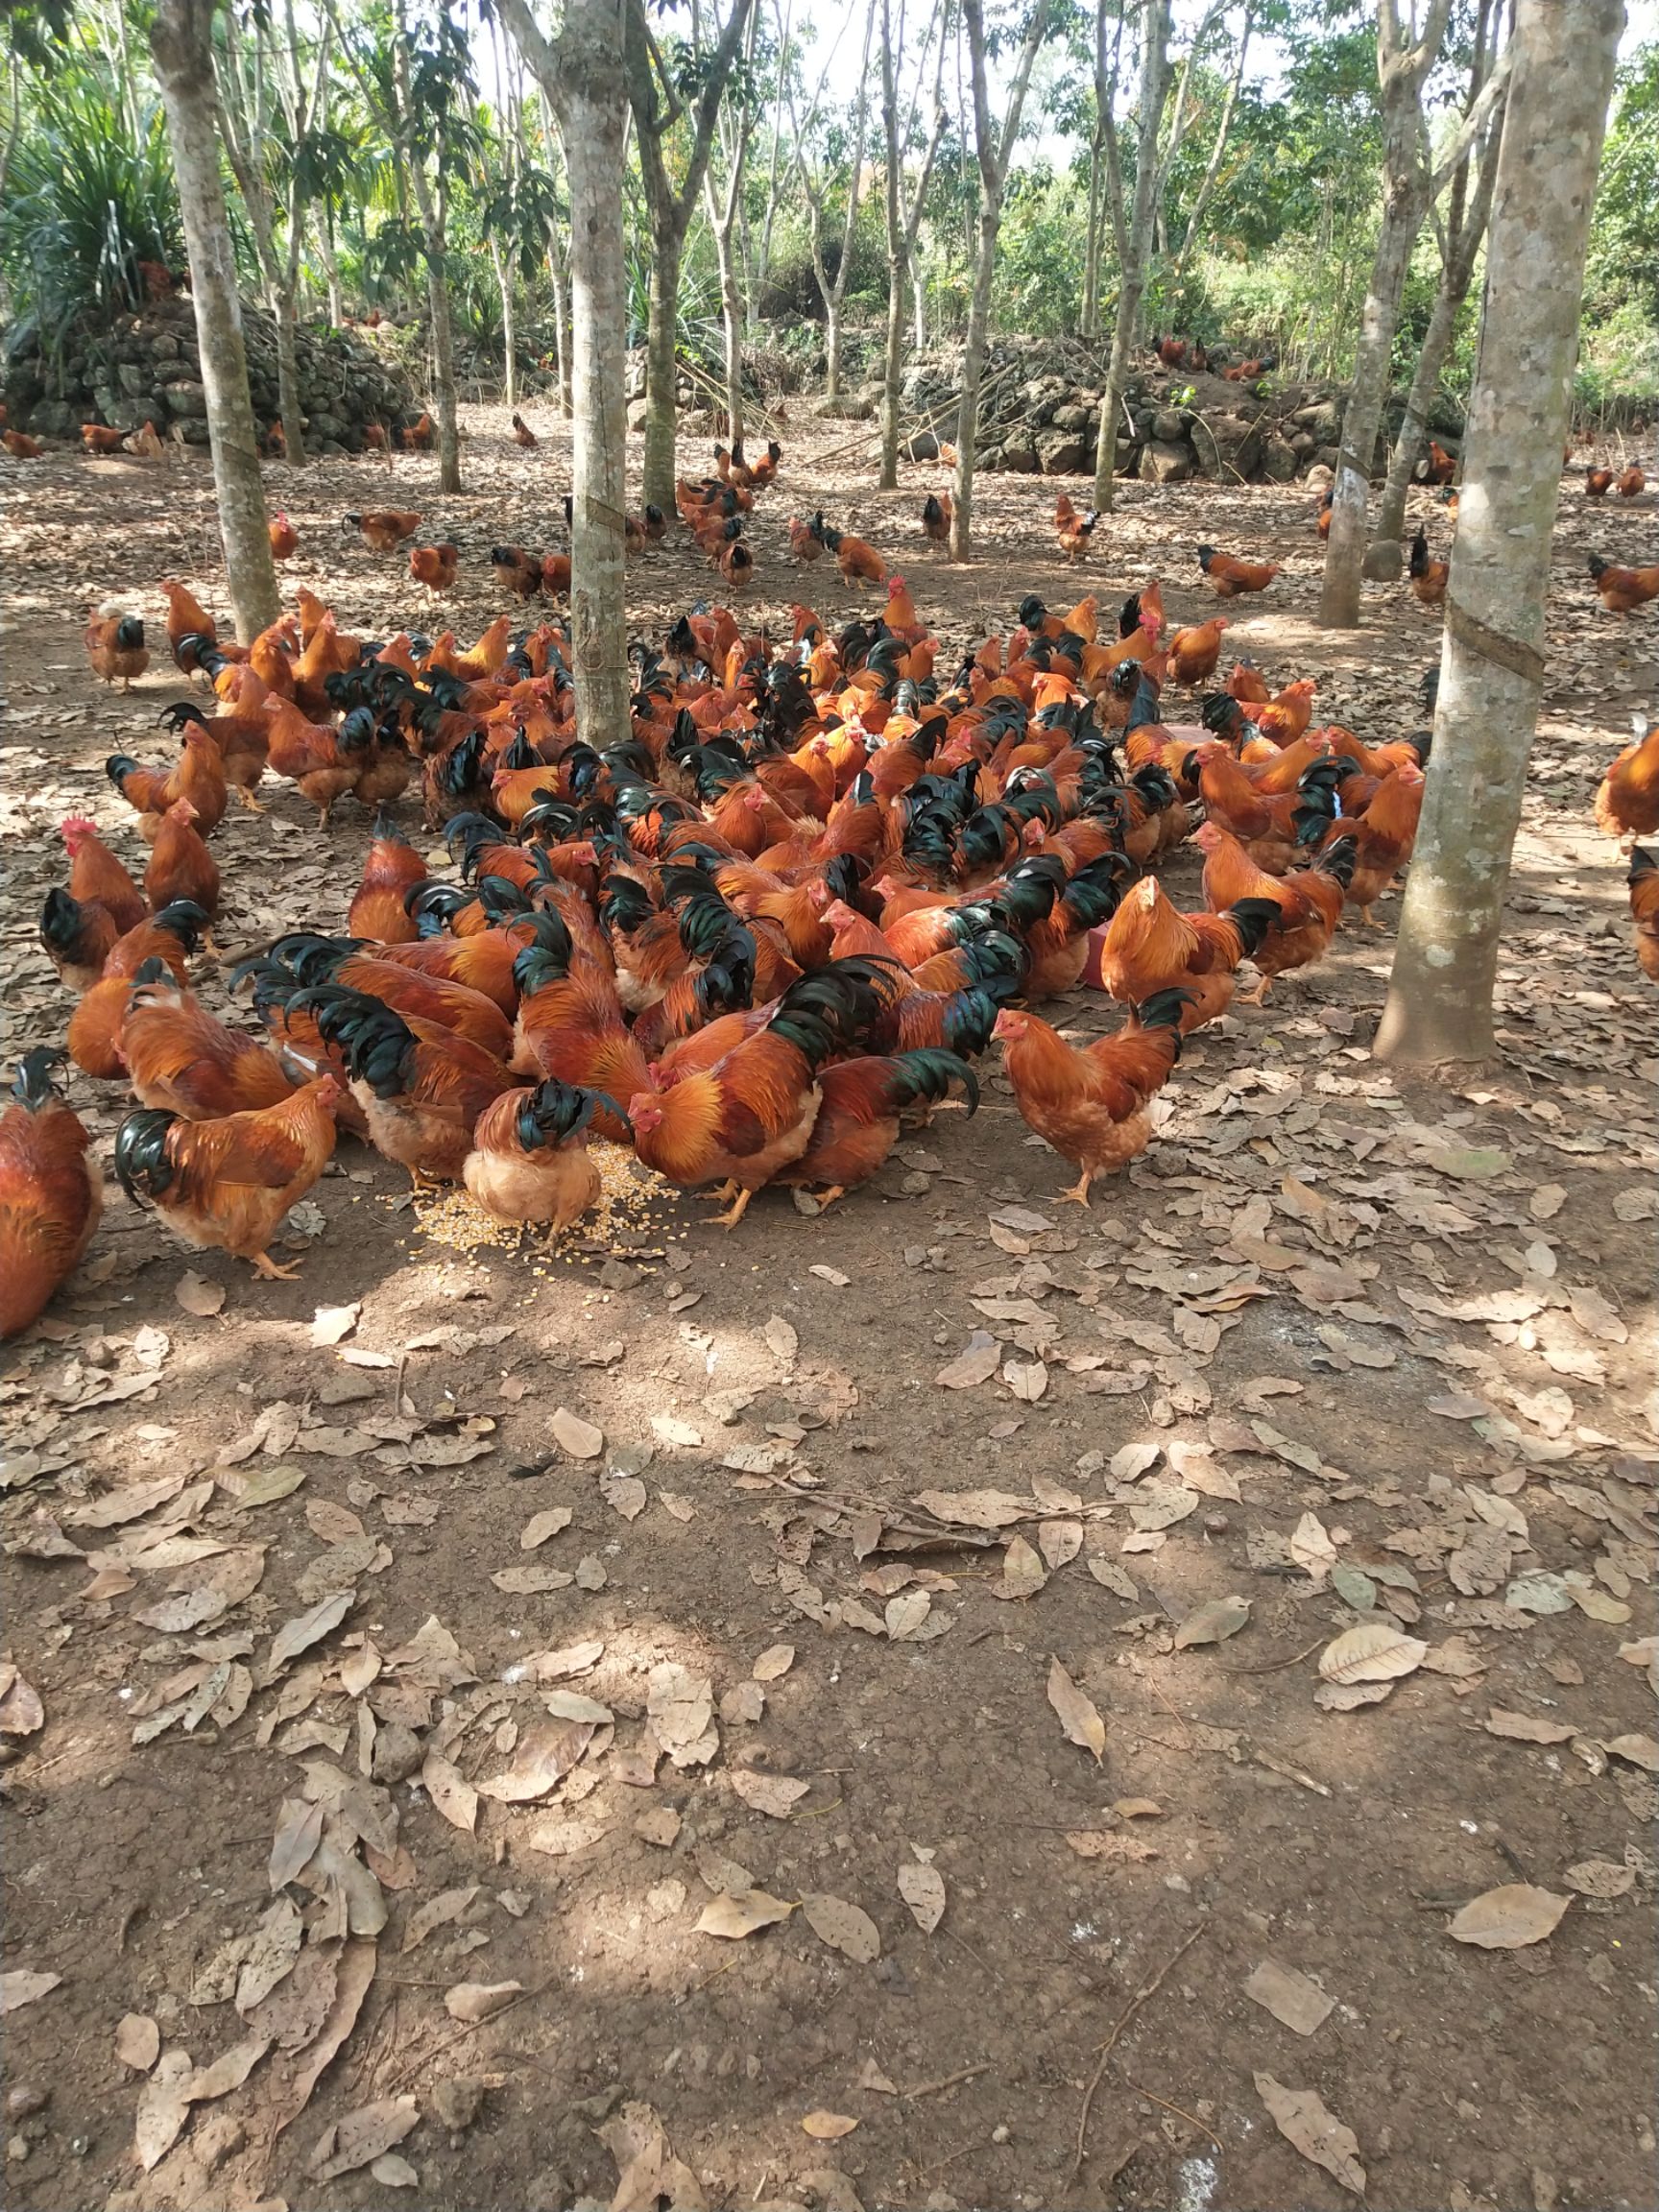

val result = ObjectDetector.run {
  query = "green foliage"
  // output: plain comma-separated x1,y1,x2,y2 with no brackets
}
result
0,63,182,332
1585,42,1659,329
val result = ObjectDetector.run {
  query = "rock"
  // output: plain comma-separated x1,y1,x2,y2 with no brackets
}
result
371,1719,422,1784
626,397,649,432
998,440,1039,473
1190,411,1262,481
162,381,207,419
1038,432,1088,475
1139,440,1192,485
526,2177,572,2212
308,412,347,442
1260,434,1299,482
1289,429,1318,457
117,363,147,396
1050,402,1094,433
1152,407,1189,443
1315,444,1340,472
899,429,940,461
433,2076,486,2133
5,2089,47,2122
811,393,874,420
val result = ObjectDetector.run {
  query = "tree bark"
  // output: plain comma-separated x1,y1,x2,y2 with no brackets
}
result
625,0,756,512
1375,0,1623,1068
151,0,279,641
1092,0,1171,511
423,224,463,493
493,238,519,408
1369,8,1503,570
950,0,1050,560
501,0,631,753
1319,0,1456,627
878,0,947,491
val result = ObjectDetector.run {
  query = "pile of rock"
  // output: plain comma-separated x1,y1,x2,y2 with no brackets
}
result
3,297,415,453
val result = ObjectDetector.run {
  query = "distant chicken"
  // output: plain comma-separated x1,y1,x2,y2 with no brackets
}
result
409,541,460,595
510,412,540,448
1197,545,1280,598
1408,525,1449,607
1166,617,1228,686
922,492,952,549
1585,467,1615,497
787,515,823,565
491,544,545,599
994,993,1190,1205
540,553,572,598
1422,439,1457,487
1588,555,1659,613
144,798,221,923
464,1079,616,1229
268,509,299,561
1196,825,1358,1000
2,429,43,458
399,412,435,452
115,1075,341,1278
1055,495,1099,565
1315,488,1333,539
0,1050,103,1338
1617,466,1646,498
84,612,149,690
809,513,886,589
1595,722,1659,843
1628,849,1659,981
344,509,421,553
107,726,228,839
82,422,129,453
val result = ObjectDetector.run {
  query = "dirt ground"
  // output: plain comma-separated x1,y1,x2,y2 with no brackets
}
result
1,406,1656,2212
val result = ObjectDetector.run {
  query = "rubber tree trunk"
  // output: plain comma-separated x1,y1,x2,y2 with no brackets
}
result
423,237,463,493
151,0,279,640
711,197,745,440
492,241,519,408
273,290,307,464
1368,276,1459,562
1319,0,1455,627
1092,0,1170,511
878,0,905,492
948,200,998,559
500,0,630,753
1375,0,1622,1068
642,235,682,510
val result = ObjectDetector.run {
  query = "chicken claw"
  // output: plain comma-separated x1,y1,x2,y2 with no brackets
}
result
251,1250,303,1280
711,1187,754,1231
1055,1170,1094,1207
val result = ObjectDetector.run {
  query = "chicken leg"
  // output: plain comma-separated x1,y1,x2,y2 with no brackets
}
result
1055,1168,1094,1207
251,1249,303,1280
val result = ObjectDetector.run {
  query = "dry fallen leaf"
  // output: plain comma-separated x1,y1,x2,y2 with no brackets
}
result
116,2012,161,2072
802,1893,881,1964
1256,2073,1365,2196
1047,1658,1105,1763
802,2111,859,2140
1317,1622,1427,1685
934,1334,1002,1389
519,1507,573,1550
402,1885,481,1953
730,1769,809,1818
0,1665,44,1736
1564,1859,1635,1899
695,1889,793,1938
1174,1595,1250,1649
175,1270,226,1316
764,1314,799,1363
1484,1709,1575,1744
996,1532,1048,1600
1243,1960,1335,2036
898,1860,946,1933
1,1969,60,2013
752,1644,796,1682
1064,1831,1158,1863
550,1407,604,1459
915,1486,1031,1528
308,2094,419,2179
444,1981,522,2022
421,1752,479,1835
1448,1885,1571,1950
1289,1511,1337,1583
310,1302,361,1347
600,1471,648,1521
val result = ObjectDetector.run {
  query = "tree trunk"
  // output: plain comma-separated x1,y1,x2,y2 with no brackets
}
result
273,287,307,464
825,296,843,400
1368,275,1459,561
711,196,745,440
1081,135,1104,341
492,240,519,408
909,247,926,348
501,0,630,753
879,246,904,491
948,200,998,559
151,0,278,640
424,235,463,493
1375,0,1622,1068
1319,0,1456,627
1093,0,1170,511
642,231,682,511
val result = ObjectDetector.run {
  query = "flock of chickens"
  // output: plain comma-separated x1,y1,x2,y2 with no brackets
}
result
3,431,1655,1346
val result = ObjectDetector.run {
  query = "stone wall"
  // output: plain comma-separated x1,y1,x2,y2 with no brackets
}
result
3,297,415,453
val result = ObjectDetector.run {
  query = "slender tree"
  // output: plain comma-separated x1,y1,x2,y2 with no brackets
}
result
788,0,876,401
878,0,948,490
624,0,757,513
214,0,333,465
1367,0,1504,574
1091,0,1169,511
150,0,279,639
949,0,1051,560
1376,0,1623,1066
1319,0,1510,626
705,2,761,440
1166,2,1253,299
500,0,630,753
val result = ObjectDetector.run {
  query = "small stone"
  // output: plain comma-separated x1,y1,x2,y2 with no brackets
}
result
7,2138,28,2165
433,2076,486,2133
5,2090,47,2123
1204,1513,1230,1536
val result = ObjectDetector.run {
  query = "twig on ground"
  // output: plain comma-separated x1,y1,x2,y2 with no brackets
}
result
1067,1923,1206,2193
